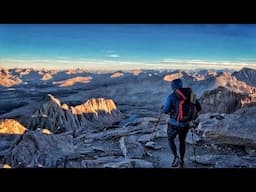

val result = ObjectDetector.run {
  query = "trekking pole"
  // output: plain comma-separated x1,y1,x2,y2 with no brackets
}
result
154,112,162,131
191,128,197,168
153,106,163,135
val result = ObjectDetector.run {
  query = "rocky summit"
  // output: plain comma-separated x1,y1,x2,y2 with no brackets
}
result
25,94,124,133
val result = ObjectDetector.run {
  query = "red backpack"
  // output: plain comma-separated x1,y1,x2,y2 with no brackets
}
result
175,87,198,122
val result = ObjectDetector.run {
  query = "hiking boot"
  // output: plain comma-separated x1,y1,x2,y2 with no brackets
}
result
179,160,184,168
171,156,180,167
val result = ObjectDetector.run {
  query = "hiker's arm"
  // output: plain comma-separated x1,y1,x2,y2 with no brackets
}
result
161,95,172,114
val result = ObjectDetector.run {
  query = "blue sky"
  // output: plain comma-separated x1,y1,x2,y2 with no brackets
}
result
1,24,256,70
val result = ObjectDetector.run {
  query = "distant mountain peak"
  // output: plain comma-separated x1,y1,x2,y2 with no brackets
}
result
232,67,256,87
240,67,256,71
42,94,61,106
0,68,22,87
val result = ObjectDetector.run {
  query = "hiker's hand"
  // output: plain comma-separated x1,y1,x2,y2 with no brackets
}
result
188,121,194,128
160,105,164,110
189,120,198,128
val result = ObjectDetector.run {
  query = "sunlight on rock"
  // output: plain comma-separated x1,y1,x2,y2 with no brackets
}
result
3,164,12,169
61,103,69,110
53,76,92,87
41,73,53,80
163,72,183,82
0,68,23,87
0,119,27,134
41,129,52,134
72,98,117,114
111,72,124,78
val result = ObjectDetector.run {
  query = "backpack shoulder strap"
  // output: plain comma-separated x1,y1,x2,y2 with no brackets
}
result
189,88,197,104
175,88,187,100
175,88,187,122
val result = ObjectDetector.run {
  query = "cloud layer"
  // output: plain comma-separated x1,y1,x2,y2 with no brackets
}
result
1,57,256,71
106,54,120,58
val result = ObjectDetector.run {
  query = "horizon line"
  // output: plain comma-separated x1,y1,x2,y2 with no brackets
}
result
1,58,256,71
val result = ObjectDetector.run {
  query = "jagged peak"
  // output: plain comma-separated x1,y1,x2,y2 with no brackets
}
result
71,98,118,115
27,95,122,133
239,67,256,72
232,67,256,87
39,95,118,115
41,94,61,106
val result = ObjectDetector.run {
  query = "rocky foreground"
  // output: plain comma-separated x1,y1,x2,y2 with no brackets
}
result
0,96,256,168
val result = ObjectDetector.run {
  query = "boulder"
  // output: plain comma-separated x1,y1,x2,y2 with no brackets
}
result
199,87,248,114
185,130,201,145
197,106,256,147
11,130,75,168
245,146,256,156
145,141,162,150
189,154,256,168
119,135,144,159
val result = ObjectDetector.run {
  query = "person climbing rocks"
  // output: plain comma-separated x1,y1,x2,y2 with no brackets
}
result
161,78,201,168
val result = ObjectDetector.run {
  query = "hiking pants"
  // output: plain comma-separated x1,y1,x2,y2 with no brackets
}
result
167,123,189,161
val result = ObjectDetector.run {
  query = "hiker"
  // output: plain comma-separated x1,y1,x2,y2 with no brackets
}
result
161,78,201,168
